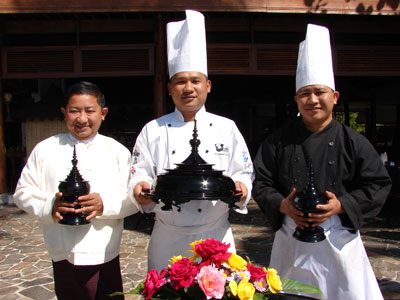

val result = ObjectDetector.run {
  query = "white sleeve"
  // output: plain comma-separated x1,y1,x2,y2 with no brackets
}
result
99,143,139,219
227,123,255,214
13,144,56,224
128,125,157,213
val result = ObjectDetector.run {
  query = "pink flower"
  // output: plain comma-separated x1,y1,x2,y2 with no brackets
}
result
195,239,231,267
169,258,199,290
143,268,167,300
197,265,227,299
247,263,267,281
253,278,268,292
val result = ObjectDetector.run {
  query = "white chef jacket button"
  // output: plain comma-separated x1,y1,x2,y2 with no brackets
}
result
198,209,202,212
209,123,213,126
172,150,176,154
205,150,209,153
168,124,171,127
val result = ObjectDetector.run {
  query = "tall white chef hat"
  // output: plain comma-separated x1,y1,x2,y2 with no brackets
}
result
167,10,207,79
295,24,335,92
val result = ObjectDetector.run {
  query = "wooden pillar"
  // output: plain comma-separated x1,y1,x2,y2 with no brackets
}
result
0,80,7,193
153,13,167,118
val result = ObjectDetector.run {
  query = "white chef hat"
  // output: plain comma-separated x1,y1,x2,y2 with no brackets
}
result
295,24,335,92
167,10,207,79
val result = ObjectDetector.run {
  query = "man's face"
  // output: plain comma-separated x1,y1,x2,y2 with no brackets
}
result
61,94,108,140
295,84,339,131
168,71,211,116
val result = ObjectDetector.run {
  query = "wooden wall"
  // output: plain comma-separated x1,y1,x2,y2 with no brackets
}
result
0,0,398,15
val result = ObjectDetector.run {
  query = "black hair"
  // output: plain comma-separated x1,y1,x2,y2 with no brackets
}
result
64,81,105,108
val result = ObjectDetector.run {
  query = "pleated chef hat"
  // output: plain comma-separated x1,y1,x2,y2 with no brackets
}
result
167,10,207,79
296,24,335,92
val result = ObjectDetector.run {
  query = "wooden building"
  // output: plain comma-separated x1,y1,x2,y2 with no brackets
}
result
0,1,399,194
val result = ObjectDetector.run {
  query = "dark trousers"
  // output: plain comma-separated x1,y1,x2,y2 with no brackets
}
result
52,255,124,300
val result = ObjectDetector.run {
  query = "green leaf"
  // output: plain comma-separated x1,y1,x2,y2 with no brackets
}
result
281,278,322,297
246,256,253,264
253,292,267,300
110,282,144,296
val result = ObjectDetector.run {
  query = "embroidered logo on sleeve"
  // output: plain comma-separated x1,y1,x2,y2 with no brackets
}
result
242,150,252,171
132,149,140,164
131,149,141,175
242,151,249,163
130,165,136,175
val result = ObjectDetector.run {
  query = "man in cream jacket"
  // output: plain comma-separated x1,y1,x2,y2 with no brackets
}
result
14,81,138,300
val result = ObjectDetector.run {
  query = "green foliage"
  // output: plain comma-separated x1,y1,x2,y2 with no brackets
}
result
253,292,268,300
117,278,323,299
110,282,144,296
349,112,365,133
281,278,322,297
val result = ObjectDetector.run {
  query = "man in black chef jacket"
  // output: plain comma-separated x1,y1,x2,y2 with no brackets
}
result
253,24,391,300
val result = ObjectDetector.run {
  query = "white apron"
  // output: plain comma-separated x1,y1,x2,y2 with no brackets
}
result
270,215,383,300
148,212,236,271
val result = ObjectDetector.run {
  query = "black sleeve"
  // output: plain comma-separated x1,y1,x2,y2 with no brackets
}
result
339,128,392,231
252,136,286,232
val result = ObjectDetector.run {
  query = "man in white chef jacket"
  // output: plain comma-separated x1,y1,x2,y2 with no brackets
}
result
128,10,254,271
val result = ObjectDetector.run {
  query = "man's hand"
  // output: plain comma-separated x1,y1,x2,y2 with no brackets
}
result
134,181,153,206
279,188,309,229
308,191,344,227
75,193,104,220
52,192,75,221
234,181,248,201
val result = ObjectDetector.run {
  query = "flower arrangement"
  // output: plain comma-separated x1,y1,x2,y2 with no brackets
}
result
114,238,321,300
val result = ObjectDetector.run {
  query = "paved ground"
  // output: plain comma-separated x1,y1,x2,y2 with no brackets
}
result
1,200,400,300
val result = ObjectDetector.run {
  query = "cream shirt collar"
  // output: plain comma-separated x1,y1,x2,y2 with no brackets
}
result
68,133,98,144
174,106,206,122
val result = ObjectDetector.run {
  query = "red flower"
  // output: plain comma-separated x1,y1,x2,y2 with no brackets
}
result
169,258,199,290
247,263,267,281
143,268,168,300
195,239,231,268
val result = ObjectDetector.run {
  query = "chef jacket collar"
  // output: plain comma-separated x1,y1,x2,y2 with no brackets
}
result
68,133,98,144
299,117,335,135
174,105,207,122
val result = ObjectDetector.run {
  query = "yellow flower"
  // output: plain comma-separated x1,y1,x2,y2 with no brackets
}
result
239,272,248,280
237,278,255,300
266,268,282,293
227,253,247,271
229,280,238,296
168,255,184,267
188,239,204,262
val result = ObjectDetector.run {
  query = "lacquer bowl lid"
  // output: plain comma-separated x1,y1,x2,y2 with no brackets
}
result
145,120,241,211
